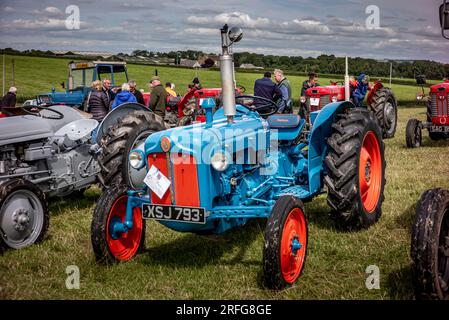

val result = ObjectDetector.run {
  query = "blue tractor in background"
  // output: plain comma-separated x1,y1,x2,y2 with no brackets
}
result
36,61,129,108
91,25,386,289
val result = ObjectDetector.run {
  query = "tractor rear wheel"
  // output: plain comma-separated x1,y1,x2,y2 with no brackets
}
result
406,119,422,148
263,195,308,290
0,179,49,250
427,100,449,141
324,108,386,230
369,87,397,139
91,184,146,264
411,188,449,300
98,110,167,189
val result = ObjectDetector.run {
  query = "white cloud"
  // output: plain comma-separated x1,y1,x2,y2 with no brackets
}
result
4,6,15,12
44,7,63,15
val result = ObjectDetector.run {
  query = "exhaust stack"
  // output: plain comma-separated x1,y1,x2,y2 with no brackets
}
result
219,24,243,124
344,56,350,101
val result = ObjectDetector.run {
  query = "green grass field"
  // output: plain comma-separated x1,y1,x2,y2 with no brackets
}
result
1,106,448,300
1,55,448,300
0,55,440,105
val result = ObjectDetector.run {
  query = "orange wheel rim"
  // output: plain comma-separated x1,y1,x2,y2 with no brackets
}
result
280,208,307,284
106,195,143,261
359,131,382,213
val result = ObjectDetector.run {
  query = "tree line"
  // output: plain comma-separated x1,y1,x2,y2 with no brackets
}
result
2,47,448,81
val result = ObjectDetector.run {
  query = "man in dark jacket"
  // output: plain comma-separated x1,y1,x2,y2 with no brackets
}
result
128,80,145,105
1,87,17,107
299,72,319,118
254,72,281,105
149,76,167,118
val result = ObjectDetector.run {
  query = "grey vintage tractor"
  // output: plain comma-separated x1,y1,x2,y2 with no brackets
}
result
0,105,100,250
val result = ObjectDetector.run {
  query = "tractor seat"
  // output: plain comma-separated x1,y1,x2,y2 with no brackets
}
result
267,114,301,129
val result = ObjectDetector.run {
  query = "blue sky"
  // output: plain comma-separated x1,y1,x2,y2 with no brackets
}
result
0,0,448,63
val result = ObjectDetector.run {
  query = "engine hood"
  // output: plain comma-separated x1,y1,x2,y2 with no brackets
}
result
145,112,269,161
0,106,86,146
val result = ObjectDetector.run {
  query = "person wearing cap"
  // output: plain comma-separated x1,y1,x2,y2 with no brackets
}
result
351,73,370,108
190,77,202,90
149,76,167,118
1,87,17,107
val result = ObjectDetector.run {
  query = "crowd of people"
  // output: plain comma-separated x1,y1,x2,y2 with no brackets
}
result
1,69,375,122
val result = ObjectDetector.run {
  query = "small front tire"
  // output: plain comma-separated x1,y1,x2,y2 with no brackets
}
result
263,195,308,290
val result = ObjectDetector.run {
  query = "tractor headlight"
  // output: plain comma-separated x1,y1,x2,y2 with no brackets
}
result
300,96,306,104
129,150,145,170
211,152,230,172
331,96,338,103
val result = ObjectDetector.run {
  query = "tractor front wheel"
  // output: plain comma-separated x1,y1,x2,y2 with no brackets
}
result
411,188,449,300
263,195,308,290
91,184,145,264
406,119,422,148
325,108,386,230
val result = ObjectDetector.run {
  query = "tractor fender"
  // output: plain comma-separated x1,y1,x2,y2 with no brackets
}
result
307,101,353,195
96,103,152,143
367,81,383,106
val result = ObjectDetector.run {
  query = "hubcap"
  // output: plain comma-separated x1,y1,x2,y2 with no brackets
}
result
106,195,143,261
280,208,307,284
0,189,44,249
359,131,382,213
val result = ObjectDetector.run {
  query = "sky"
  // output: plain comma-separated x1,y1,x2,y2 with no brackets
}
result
0,0,448,63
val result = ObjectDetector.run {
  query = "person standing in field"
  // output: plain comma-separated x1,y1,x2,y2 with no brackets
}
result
149,76,168,118
111,83,137,109
165,82,177,97
299,72,320,118
1,87,17,107
274,69,292,114
128,80,145,105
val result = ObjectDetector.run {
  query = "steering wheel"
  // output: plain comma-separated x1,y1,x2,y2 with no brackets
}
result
235,95,279,117
21,105,64,120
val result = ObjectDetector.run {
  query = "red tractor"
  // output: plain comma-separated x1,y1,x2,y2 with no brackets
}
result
303,79,397,139
410,0,449,300
406,80,449,147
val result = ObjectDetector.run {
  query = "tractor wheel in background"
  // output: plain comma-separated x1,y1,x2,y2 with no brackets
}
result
427,100,449,141
369,87,397,139
91,184,145,264
0,179,49,250
411,188,449,300
98,110,167,189
406,119,422,148
263,195,308,290
324,108,386,230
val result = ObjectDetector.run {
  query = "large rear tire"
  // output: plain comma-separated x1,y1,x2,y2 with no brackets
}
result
98,110,167,189
369,87,397,139
0,179,49,250
91,184,146,264
324,108,386,230
263,195,308,290
411,188,449,300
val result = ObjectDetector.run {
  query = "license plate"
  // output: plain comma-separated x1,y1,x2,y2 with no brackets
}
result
430,126,449,132
142,204,206,224
310,98,320,106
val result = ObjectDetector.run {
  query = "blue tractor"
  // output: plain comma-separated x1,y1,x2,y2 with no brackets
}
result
36,61,129,108
91,25,386,289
